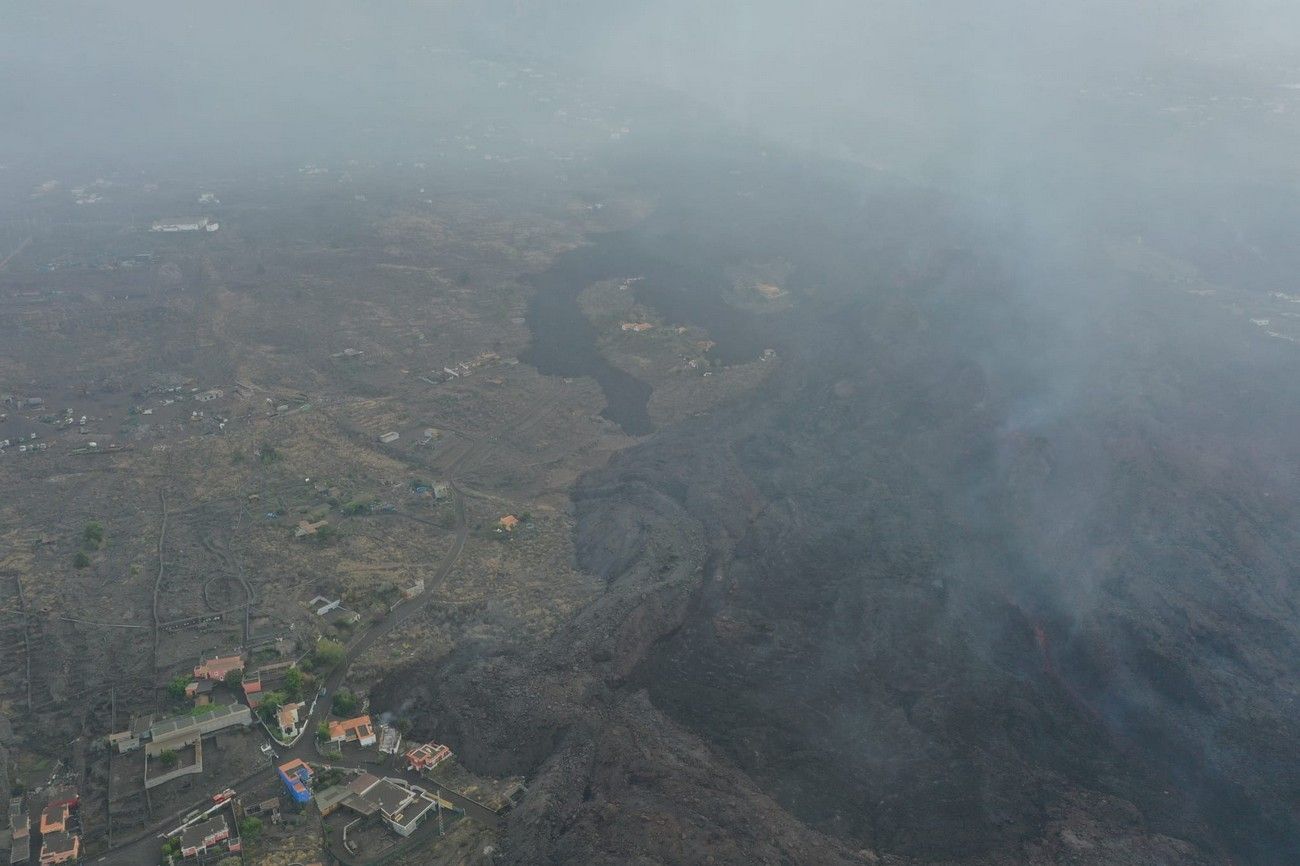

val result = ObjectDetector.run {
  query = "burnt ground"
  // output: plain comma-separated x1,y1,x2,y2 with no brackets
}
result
373,141,1300,866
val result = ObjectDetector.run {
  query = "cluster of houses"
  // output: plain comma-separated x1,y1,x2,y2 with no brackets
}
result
188,652,318,744
7,788,80,865
272,727,459,846
24,641,470,862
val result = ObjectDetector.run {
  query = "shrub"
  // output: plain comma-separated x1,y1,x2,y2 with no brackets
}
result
73,551,91,569
82,521,105,549
331,688,358,716
314,638,345,669
158,749,177,768
258,691,285,721
166,675,192,701
283,667,304,700
239,816,263,842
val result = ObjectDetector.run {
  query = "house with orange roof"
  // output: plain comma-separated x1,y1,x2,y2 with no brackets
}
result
498,515,519,531
277,702,304,739
39,802,68,835
37,796,79,866
193,654,244,681
38,832,79,865
327,715,377,747
277,758,313,803
242,671,263,707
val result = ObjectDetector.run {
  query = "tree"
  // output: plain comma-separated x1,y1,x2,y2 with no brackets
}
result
283,666,304,700
224,668,242,688
82,520,105,549
331,688,358,716
73,551,91,569
166,675,192,702
314,638,345,669
161,837,180,857
258,691,285,721
158,749,178,768
316,722,330,742
239,816,263,843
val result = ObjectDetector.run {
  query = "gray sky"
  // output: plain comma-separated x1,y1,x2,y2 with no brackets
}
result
7,1,1300,166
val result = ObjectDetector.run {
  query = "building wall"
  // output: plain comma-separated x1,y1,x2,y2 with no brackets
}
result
145,759,202,790
144,739,204,790
195,705,252,735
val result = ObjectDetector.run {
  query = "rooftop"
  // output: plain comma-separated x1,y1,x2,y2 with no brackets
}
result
366,779,414,817
8,797,27,835
278,758,314,800
279,758,313,778
194,655,244,679
39,802,68,834
8,797,30,864
149,702,247,741
405,741,453,769
277,702,303,728
388,788,439,833
378,724,402,754
180,814,227,849
328,714,374,741
38,831,78,857
8,833,29,865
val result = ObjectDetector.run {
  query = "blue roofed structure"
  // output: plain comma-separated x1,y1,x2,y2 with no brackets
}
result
277,759,313,803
